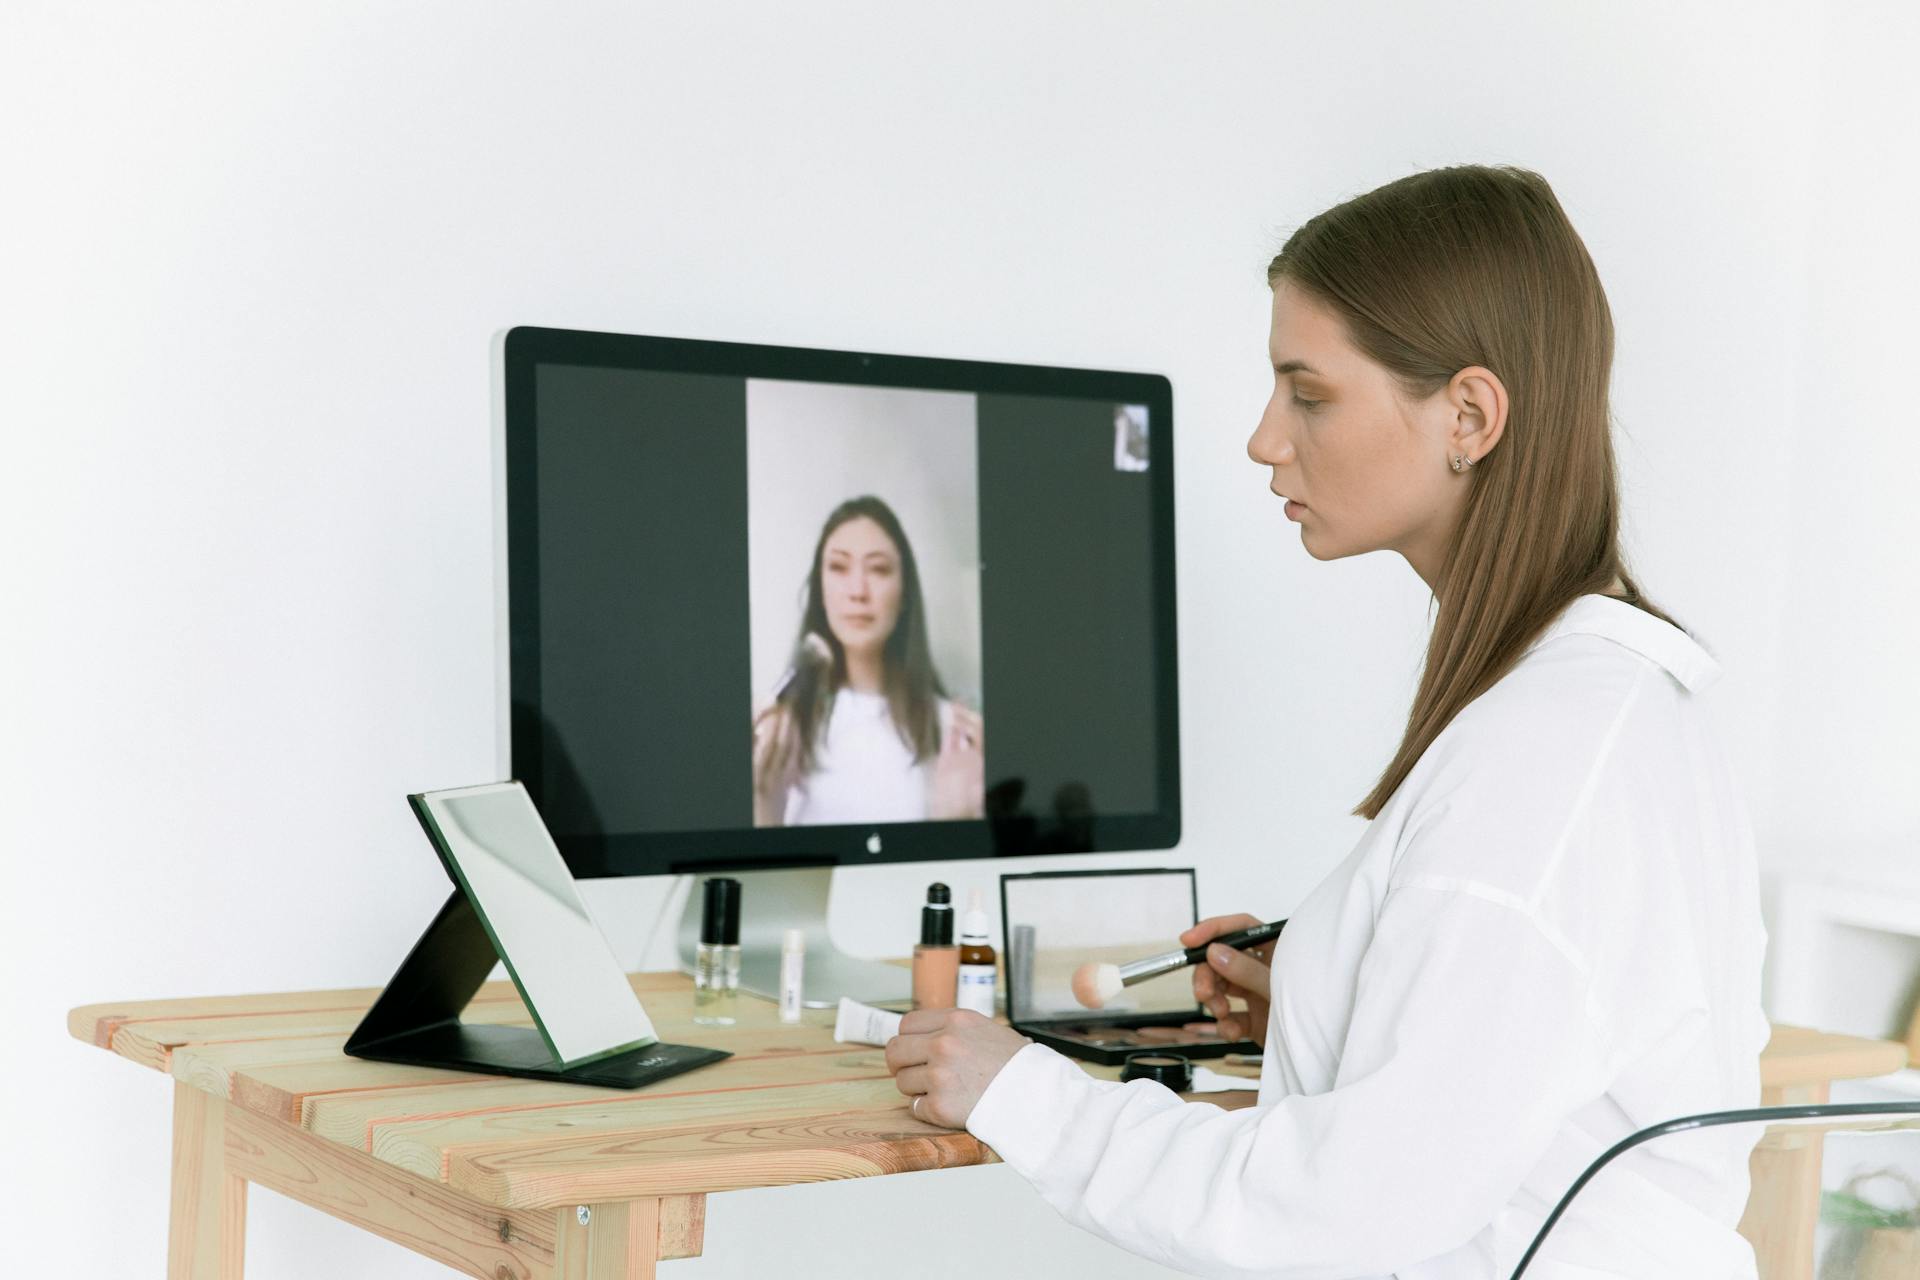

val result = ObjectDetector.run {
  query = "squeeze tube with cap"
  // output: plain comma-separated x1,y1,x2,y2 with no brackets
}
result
956,889,997,1017
834,997,904,1046
779,927,805,1023
912,883,958,1010
693,877,741,1026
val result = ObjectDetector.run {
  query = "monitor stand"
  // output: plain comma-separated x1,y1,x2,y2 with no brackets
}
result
675,866,912,1009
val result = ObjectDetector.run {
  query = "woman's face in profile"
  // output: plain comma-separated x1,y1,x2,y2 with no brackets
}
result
1246,279,1468,569
820,516,903,656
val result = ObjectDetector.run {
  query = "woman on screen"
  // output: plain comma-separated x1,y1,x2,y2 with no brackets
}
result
751,495,984,827
883,164,1771,1278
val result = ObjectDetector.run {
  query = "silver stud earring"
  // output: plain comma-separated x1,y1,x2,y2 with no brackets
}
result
1451,454,1476,472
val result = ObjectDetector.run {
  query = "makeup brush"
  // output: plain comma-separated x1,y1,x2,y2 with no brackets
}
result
770,632,833,702
1070,919,1286,1010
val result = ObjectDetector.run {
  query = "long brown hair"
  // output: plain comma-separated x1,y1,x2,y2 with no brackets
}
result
777,495,947,778
1268,164,1696,820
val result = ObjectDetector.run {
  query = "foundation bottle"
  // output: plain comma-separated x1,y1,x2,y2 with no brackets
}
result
956,889,997,1017
911,882,958,1011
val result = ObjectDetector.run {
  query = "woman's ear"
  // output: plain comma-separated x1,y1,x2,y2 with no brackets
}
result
1448,366,1508,460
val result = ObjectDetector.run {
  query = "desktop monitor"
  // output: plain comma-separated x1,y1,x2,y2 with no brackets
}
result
497,325,1178,1002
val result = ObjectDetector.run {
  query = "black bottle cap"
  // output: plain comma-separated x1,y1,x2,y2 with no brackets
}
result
1120,1052,1194,1092
701,877,741,945
920,882,954,946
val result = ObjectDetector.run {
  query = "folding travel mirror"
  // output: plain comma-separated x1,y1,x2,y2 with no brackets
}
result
346,781,730,1088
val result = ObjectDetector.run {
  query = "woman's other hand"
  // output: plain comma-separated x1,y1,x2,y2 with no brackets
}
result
885,1007,1031,1128
928,703,985,819
1181,913,1275,1048
750,702,796,825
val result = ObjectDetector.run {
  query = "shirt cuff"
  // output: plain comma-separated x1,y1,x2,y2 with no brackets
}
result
966,1040,1100,1175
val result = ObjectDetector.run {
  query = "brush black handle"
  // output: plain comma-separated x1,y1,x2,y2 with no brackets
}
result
1181,918,1286,966
1112,919,1291,989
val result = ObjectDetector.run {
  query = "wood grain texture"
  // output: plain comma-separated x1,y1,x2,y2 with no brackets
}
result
225,1101,558,1280
453,1113,997,1208
1760,1024,1907,1092
553,1199,661,1280
1747,1076,1839,1280
73,986,385,1048
656,1193,704,1260
217,1098,707,1274
169,1081,246,1280
177,1037,484,1122
77,974,1012,1209
77,977,1905,1224
1739,1120,1825,1280
352,1070,907,1180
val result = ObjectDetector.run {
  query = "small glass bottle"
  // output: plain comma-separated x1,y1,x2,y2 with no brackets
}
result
912,882,959,1011
956,889,997,1017
693,877,741,1025
779,927,805,1023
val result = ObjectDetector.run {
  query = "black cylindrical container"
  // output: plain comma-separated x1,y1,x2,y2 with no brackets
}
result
1121,1052,1194,1092
701,876,741,945
920,882,954,946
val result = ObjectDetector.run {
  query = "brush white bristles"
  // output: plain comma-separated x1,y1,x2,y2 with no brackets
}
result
1071,961,1126,1009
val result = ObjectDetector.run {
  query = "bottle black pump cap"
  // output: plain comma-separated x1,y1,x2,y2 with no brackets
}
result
920,882,954,946
701,877,741,945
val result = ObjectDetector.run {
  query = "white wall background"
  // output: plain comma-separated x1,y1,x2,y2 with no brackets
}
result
745,379,982,712
3,2,1915,1276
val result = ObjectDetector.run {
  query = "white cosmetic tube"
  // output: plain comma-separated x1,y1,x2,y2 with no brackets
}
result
779,928,805,1023
834,997,904,1046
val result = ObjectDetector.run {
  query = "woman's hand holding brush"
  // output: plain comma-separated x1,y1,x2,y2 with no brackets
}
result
1182,913,1277,1048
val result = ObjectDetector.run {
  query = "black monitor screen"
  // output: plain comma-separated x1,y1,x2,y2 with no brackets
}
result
503,327,1179,877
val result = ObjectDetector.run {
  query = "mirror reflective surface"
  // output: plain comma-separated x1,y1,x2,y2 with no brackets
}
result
1004,870,1200,1022
417,781,657,1066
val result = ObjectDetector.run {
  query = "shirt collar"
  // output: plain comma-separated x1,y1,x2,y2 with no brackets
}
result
1527,593,1723,694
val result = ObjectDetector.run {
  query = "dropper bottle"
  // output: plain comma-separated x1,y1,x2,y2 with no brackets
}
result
956,889,998,1017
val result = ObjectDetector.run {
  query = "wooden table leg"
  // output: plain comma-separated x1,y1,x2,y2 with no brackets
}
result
1740,1081,1828,1280
554,1199,664,1279
165,1082,705,1279
218,1093,704,1278
223,1097,560,1278
169,1081,247,1280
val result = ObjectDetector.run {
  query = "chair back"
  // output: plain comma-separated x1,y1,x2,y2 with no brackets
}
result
1510,1102,1920,1280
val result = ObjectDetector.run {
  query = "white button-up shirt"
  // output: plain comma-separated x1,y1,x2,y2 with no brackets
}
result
966,593,1770,1279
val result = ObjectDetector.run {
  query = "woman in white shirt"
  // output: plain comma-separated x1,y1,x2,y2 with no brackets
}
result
884,163,1770,1278
751,494,985,827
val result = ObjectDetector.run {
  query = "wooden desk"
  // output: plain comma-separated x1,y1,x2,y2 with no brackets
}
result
69,975,1904,1279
